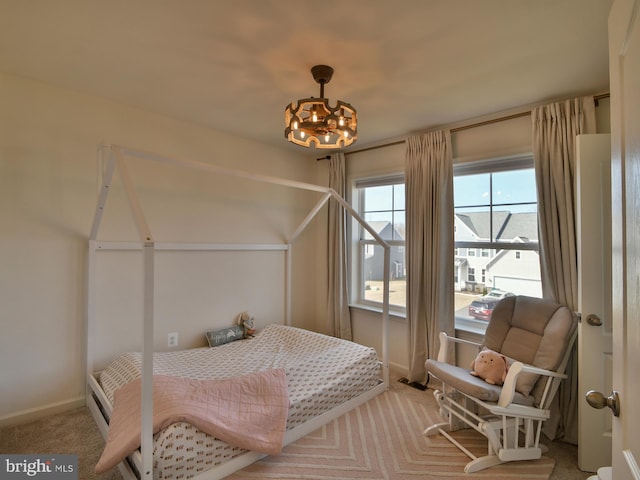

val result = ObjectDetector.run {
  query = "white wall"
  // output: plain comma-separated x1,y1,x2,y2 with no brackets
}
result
0,72,320,424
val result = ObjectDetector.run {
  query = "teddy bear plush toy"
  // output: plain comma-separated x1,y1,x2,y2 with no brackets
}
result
236,311,256,338
470,349,509,385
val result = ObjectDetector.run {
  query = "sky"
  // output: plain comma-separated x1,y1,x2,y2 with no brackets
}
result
454,168,537,211
362,167,538,226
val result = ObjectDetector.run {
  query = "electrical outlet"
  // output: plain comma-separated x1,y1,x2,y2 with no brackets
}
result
168,332,178,347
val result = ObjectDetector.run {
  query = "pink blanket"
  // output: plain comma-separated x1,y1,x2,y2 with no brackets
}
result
95,369,289,474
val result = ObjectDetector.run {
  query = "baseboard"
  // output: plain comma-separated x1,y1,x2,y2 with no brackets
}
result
388,361,409,377
0,396,85,429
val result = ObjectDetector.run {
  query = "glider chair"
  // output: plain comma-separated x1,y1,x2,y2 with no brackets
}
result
424,295,578,473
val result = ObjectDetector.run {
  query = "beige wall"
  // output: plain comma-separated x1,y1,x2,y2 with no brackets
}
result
0,71,610,422
0,72,320,424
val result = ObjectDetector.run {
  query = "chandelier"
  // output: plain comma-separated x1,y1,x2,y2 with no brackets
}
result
284,65,357,149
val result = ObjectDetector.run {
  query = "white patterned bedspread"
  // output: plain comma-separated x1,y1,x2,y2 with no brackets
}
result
98,324,381,479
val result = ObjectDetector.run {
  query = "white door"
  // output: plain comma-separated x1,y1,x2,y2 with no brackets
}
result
576,134,612,472
609,0,640,478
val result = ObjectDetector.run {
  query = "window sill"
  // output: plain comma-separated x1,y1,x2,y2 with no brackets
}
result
454,316,488,336
348,307,488,337
349,304,406,322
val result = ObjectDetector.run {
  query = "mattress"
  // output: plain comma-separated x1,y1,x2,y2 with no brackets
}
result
97,324,381,479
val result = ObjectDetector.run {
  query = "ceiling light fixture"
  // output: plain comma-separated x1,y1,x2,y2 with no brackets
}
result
284,65,357,149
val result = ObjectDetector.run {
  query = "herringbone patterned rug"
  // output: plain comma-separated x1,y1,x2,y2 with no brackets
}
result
228,390,555,479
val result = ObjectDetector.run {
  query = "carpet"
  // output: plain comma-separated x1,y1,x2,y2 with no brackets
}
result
227,390,555,479
0,406,122,480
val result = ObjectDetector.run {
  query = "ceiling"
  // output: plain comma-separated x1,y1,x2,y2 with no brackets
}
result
0,0,612,154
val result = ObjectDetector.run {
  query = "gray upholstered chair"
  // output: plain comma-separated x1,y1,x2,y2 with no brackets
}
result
424,295,578,473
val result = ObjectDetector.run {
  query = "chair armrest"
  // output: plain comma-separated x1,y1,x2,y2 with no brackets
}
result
498,361,568,408
519,363,568,379
436,331,482,362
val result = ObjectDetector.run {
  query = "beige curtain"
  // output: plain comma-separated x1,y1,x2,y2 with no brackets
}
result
405,130,455,383
532,96,596,443
327,152,352,340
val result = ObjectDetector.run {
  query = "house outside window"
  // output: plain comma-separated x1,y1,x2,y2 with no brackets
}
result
351,174,406,311
454,155,542,329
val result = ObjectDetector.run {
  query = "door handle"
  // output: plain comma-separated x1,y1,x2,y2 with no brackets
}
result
585,390,620,417
585,313,603,326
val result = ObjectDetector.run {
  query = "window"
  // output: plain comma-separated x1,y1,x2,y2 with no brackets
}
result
349,156,541,324
468,267,476,282
453,155,542,328
351,174,406,311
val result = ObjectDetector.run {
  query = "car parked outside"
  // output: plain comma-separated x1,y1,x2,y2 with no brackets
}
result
468,297,501,321
484,289,514,300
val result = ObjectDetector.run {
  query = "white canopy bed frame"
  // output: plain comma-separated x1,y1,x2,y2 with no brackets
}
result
85,144,391,480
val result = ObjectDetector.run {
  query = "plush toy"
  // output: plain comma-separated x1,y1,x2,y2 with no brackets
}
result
236,311,256,338
470,349,508,385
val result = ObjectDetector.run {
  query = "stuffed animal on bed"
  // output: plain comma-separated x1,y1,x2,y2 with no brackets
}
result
470,349,508,385
236,311,256,338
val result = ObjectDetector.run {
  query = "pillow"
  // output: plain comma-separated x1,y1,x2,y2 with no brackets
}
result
205,325,245,347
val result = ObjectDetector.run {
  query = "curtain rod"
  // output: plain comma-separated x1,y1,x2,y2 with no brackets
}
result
338,92,610,157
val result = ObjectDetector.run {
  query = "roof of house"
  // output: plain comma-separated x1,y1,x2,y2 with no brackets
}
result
498,212,538,241
363,221,405,241
455,211,538,242
456,211,511,239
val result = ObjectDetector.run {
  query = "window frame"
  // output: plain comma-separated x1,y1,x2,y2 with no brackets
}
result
453,155,538,252
347,155,539,328
453,154,540,332
349,173,406,314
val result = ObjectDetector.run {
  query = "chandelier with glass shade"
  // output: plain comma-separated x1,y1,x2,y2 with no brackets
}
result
284,65,357,149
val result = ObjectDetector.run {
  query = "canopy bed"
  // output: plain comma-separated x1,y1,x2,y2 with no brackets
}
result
85,145,391,479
